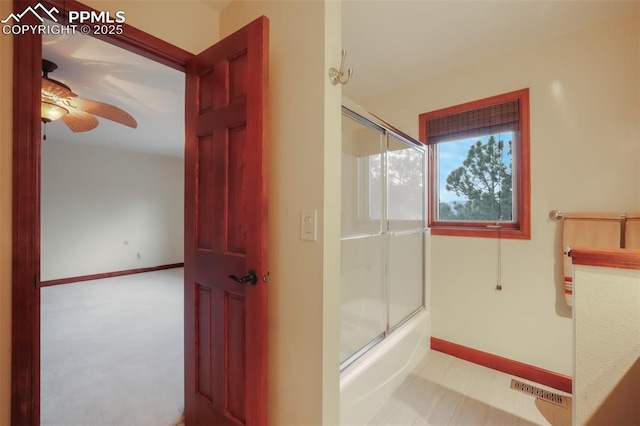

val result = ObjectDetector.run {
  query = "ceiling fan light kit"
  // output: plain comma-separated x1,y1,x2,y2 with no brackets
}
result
40,101,69,122
40,59,138,133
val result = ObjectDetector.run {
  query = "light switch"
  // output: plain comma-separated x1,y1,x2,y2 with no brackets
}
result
301,209,317,241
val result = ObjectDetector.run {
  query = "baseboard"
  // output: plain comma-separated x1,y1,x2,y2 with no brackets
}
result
40,263,184,287
430,337,572,394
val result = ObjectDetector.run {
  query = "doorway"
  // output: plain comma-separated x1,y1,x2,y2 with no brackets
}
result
12,2,270,425
12,5,191,421
39,27,186,423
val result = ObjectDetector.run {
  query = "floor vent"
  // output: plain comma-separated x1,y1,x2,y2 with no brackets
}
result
510,379,568,408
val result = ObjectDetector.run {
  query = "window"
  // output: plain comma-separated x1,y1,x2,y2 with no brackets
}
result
419,89,530,239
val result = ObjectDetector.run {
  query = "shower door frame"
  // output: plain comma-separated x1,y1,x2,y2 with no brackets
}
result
340,106,428,372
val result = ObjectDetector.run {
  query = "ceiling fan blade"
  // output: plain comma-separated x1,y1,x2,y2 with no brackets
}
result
70,98,138,129
41,77,77,99
61,108,99,132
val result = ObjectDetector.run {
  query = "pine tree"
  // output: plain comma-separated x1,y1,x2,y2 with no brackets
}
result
441,136,512,221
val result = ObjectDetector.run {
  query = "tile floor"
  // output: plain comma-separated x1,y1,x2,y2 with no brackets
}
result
368,350,571,426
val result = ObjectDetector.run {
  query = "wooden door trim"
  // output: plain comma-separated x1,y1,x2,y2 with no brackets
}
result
11,1,193,424
12,2,42,422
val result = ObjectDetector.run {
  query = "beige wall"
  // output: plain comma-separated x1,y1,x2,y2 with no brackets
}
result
574,265,640,425
220,1,341,424
87,0,222,54
362,11,640,376
0,1,219,425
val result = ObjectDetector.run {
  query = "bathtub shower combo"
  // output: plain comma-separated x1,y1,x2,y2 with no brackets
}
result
340,102,430,425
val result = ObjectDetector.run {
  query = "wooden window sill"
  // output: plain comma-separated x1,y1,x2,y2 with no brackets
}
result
430,225,530,240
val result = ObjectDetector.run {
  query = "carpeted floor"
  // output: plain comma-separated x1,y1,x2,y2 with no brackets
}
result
41,268,184,426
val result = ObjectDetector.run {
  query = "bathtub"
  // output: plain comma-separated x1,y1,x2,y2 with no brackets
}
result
339,308,431,425
340,102,429,424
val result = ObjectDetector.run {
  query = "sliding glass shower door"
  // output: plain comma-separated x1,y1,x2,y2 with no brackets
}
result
387,136,425,330
340,113,386,364
340,106,426,369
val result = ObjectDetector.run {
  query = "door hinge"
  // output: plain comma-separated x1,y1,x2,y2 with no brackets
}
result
34,274,39,289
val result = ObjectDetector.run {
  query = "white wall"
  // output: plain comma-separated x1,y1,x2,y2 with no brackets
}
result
361,11,640,376
574,265,640,425
41,140,184,281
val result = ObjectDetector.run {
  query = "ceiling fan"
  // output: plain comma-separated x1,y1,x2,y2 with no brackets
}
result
41,59,138,134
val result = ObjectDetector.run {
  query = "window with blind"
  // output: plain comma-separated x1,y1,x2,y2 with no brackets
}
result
419,89,530,239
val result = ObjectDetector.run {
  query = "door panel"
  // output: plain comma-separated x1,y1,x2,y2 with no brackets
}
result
226,292,246,422
196,285,213,401
185,16,269,426
227,125,248,255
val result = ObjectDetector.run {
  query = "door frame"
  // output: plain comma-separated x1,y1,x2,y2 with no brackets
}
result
11,1,194,423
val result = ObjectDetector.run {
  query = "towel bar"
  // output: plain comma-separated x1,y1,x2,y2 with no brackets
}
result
550,210,627,220
549,210,564,219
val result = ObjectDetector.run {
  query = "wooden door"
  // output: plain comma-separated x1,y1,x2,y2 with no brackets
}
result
184,16,269,425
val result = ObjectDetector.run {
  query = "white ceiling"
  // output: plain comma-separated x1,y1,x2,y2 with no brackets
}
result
42,30,185,158
342,0,637,102
42,1,636,158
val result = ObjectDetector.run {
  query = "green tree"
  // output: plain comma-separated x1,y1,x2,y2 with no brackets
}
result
438,202,456,220
443,136,512,221
370,146,424,220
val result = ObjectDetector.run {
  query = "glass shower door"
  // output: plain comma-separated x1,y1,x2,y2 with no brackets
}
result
340,107,426,369
386,135,425,329
340,113,385,364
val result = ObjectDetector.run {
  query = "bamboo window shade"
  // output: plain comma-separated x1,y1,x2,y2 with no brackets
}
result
425,100,520,145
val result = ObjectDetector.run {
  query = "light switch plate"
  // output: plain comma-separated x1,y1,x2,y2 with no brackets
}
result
300,209,317,241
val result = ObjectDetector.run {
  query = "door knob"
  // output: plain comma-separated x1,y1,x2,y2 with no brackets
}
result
228,270,258,285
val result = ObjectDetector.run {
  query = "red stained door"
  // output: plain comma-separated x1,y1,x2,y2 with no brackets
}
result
184,16,269,425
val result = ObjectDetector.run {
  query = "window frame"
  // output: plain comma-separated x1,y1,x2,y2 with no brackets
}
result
419,89,531,239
